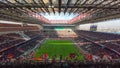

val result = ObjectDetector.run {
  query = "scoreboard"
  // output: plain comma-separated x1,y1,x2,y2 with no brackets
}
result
90,25,97,31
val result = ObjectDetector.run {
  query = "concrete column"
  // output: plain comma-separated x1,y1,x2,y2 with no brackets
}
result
75,24,79,30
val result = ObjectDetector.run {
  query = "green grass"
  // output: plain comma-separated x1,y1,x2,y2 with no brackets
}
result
35,39,84,61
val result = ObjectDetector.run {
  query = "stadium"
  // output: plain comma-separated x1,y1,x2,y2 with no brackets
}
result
0,0,120,68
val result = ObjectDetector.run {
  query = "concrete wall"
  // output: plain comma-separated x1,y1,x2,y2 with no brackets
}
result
79,18,120,33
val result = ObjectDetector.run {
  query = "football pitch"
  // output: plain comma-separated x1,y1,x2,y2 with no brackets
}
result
35,39,84,61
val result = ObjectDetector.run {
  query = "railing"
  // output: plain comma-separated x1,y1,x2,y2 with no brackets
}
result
0,61,119,68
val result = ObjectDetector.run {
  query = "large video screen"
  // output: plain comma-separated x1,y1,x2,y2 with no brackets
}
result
90,25,97,31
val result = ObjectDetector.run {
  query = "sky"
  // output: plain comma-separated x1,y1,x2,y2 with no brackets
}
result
40,12,79,20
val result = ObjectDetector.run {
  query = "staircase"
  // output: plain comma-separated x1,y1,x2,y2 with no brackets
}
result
18,32,31,40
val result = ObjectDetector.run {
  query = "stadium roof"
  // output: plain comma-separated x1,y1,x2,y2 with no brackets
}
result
0,0,120,25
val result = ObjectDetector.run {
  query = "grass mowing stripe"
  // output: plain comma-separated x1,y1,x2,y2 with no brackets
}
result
35,39,84,61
